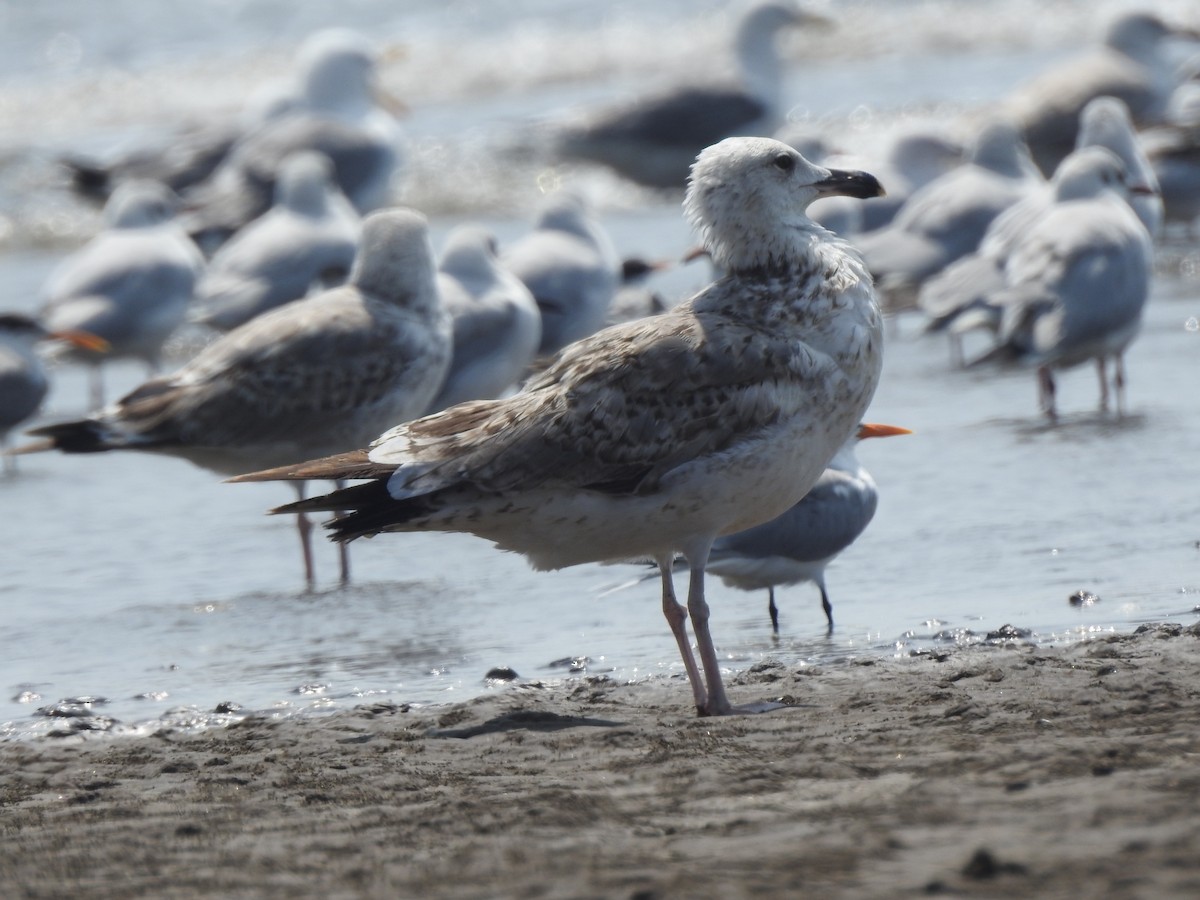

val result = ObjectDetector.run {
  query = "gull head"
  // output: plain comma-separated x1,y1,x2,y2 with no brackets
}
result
684,136,883,274
350,208,439,310
103,180,181,229
1053,146,1151,204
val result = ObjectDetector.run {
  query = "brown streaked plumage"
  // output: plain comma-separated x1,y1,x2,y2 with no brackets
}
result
29,208,451,587
235,137,886,715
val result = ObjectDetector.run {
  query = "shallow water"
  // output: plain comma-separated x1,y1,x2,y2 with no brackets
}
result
2,0,1199,739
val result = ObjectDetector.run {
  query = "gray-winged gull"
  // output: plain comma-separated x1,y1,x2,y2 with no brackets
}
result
856,121,1041,304
28,209,451,588
182,29,405,253
921,97,1161,352
0,314,107,474
426,224,542,413
706,422,910,634
39,180,204,408
968,147,1154,420
501,192,621,357
556,2,827,188
190,151,362,332
232,136,886,716
1004,11,1200,176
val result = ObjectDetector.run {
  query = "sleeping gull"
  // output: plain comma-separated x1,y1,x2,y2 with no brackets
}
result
39,180,204,408
231,136,886,716
426,224,542,412
0,314,107,475
190,151,361,332
1004,11,1200,176
706,422,910,634
856,121,1040,305
501,192,620,356
28,209,451,587
968,147,1153,420
182,29,405,252
556,2,827,188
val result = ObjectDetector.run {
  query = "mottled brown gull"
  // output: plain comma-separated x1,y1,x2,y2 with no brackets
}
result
28,209,451,587
233,137,884,716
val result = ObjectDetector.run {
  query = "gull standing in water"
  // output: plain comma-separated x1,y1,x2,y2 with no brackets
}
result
502,192,620,357
706,423,910,635
233,137,885,716
28,209,451,587
969,147,1154,420
856,121,1040,306
0,314,107,475
920,98,1161,355
39,180,204,409
190,151,362,332
426,225,541,413
556,2,828,188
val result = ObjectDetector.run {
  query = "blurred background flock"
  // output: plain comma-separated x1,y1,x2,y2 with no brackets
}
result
0,0,1198,739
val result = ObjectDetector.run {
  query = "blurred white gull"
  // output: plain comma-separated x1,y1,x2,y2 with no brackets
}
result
39,180,204,408
968,147,1154,420
182,29,406,252
501,192,621,356
809,130,965,237
1075,96,1162,238
1005,11,1200,176
706,423,910,635
230,137,886,716
426,225,542,413
856,121,1040,305
920,98,1161,351
190,151,361,332
0,314,107,474
556,1,827,188
62,28,402,204
28,210,451,588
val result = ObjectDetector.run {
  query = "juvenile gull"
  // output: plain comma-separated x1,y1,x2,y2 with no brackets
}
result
29,209,451,587
706,423,909,634
501,193,620,356
426,225,542,412
556,2,826,188
0,314,106,475
190,151,362,332
233,137,885,716
39,180,204,408
968,147,1153,420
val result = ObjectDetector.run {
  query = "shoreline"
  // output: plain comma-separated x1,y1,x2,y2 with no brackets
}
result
2,623,1199,898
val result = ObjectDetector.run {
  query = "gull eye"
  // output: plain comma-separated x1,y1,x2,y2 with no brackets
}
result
773,153,795,172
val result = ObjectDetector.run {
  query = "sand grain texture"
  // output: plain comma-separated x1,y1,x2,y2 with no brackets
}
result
2,624,1200,899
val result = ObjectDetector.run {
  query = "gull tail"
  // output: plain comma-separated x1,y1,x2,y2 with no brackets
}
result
272,479,438,544
25,419,119,454
227,449,390,484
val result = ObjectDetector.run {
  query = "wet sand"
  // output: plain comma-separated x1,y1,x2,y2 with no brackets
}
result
2,623,1199,899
